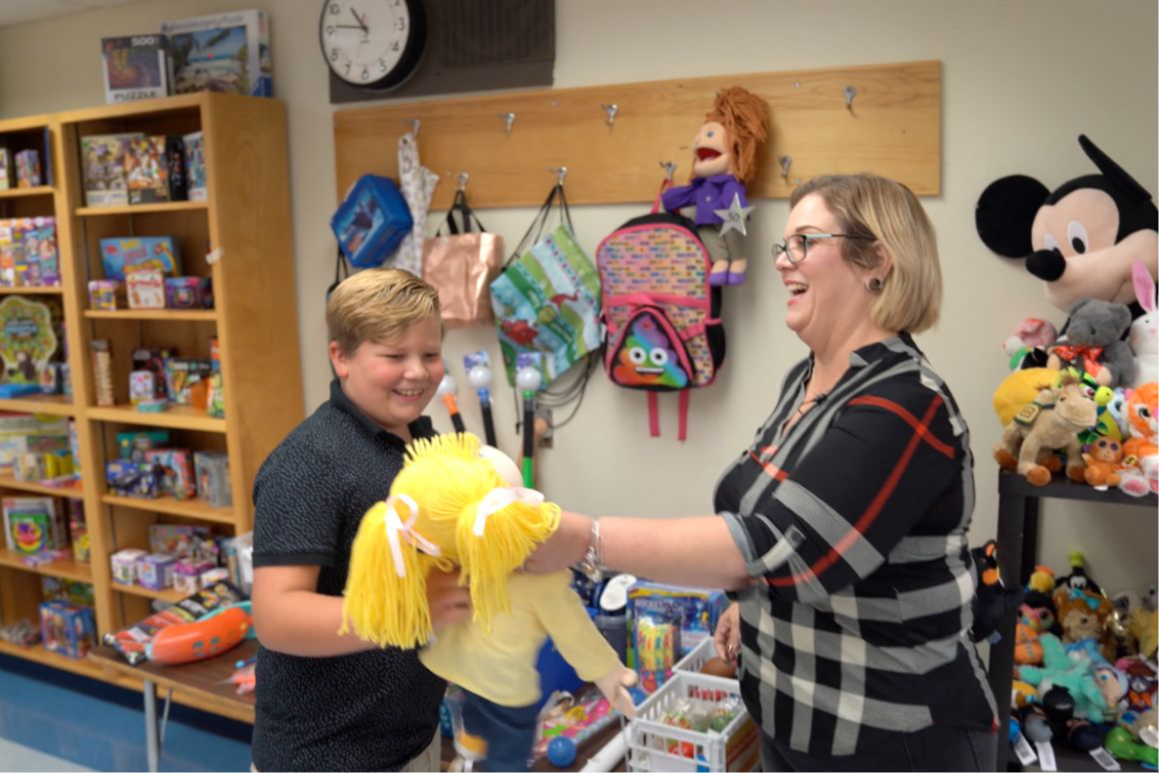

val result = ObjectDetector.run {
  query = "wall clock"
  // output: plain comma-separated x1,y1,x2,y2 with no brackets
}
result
319,0,427,91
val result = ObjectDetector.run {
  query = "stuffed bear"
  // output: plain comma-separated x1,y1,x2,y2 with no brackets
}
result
1046,298,1135,387
976,134,1158,319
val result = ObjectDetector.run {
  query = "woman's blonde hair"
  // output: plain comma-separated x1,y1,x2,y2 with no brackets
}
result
790,174,942,333
326,268,440,354
341,433,560,649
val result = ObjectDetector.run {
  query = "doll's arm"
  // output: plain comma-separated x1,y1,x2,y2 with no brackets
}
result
532,572,638,717
660,183,696,212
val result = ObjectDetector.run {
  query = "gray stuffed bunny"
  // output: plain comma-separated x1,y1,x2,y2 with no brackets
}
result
1047,298,1135,387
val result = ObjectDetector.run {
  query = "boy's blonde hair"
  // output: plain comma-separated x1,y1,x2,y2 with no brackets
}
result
326,268,441,353
790,174,942,333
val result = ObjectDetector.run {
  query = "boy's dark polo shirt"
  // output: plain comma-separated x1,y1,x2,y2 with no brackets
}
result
251,379,444,772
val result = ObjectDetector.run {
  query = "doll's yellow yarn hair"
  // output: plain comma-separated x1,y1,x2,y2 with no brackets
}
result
340,433,560,649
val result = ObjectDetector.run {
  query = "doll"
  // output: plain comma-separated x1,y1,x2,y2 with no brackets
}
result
661,87,769,286
341,433,636,772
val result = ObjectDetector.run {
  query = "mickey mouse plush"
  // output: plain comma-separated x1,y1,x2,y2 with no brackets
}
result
976,135,1158,319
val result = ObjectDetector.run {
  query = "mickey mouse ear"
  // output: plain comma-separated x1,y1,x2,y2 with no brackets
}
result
1079,134,1154,204
976,175,1050,258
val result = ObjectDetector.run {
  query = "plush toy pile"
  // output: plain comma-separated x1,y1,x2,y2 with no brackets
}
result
1006,553,1157,766
979,134,1159,495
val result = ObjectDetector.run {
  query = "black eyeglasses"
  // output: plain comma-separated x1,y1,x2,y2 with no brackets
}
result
772,233,874,265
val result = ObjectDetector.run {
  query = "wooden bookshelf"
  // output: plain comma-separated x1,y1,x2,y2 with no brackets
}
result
0,186,54,200
111,582,186,604
0,640,138,688
0,286,65,295
75,200,209,217
0,394,76,416
83,309,217,322
0,94,304,721
86,404,227,433
0,549,92,583
102,493,234,525
0,475,83,499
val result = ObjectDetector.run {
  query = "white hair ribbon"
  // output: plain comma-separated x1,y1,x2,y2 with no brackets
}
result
383,494,441,577
473,487,544,537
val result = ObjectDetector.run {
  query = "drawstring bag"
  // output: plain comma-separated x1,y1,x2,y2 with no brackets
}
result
489,184,602,387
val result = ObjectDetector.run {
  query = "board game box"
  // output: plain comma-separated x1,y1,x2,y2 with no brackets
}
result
163,10,272,98
101,34,172,104
81,133,143,207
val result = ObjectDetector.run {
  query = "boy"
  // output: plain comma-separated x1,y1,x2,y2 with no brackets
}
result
251,269,470,771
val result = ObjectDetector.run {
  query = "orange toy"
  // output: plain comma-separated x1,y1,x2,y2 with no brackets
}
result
147,606,250,666
1082,437,1129,487
1121,387,1159,484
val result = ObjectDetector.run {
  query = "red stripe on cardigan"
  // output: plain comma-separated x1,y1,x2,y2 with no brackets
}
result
765,394,946,587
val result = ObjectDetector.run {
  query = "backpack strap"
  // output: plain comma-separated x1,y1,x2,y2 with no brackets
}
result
648,392,661,437
651,179,672,215
677,389,690,441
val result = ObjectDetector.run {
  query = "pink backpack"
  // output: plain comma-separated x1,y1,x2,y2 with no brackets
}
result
596,184,725,440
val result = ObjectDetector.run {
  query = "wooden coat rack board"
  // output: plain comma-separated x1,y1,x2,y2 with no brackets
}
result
333,60,940,209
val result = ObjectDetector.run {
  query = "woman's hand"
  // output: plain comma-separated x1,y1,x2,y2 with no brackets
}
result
523,510,591,574
714,602,740,663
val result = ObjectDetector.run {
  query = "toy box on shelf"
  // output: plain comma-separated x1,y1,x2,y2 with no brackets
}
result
626,581,728,678
101,34,172,104
2,497,67,555
163,10,272,98
39,600,96,659
81,133,143,207
624,671,758,772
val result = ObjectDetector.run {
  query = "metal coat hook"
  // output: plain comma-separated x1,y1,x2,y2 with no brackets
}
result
498,112,516,134
458,172,469,192
778,155,793,180
549,166,568,187
601,103,619,128
660,160,676,181
843,85,857,111
403,118,421,136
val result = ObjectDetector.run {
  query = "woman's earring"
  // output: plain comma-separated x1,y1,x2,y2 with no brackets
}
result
868,277,885,292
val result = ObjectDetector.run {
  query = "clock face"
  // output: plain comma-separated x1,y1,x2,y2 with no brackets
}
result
319,0,426,89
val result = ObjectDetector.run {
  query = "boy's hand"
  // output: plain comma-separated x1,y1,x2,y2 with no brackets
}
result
426,568,472,633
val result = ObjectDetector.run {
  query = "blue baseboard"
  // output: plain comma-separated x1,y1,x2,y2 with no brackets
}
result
0,653,253,743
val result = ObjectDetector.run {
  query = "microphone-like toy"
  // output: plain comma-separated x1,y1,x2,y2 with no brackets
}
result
464,351,498,447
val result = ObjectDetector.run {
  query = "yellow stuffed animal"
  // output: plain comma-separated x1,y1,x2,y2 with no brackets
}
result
1130,607,1158,659
341,433,637,769
992,367,1060,427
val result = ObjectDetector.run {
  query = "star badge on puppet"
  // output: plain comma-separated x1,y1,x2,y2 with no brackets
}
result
715,193,754,237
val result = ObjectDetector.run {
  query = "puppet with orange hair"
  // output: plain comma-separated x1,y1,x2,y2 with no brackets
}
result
341,433,636,772
661,86,770,286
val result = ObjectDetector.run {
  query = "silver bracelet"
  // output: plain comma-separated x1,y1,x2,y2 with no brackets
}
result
579,517,603,582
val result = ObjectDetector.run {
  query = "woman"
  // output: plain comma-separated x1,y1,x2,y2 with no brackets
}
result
527,174,998,771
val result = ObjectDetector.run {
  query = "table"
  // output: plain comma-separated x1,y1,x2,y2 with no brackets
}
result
89,640,256,772
90,642,627,772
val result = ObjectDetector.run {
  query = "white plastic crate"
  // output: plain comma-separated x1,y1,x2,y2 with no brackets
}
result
624,671,760,772
673,637,716,674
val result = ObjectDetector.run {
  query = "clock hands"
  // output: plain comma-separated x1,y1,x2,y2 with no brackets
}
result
349,7,369,33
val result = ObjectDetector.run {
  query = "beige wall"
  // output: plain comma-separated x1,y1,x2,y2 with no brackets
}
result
1,0,1155,592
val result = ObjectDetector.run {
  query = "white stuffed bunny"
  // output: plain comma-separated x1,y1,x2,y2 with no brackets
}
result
1129,260,1158,388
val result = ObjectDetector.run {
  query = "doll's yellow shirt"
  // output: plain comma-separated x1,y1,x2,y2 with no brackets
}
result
418,570,620,707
